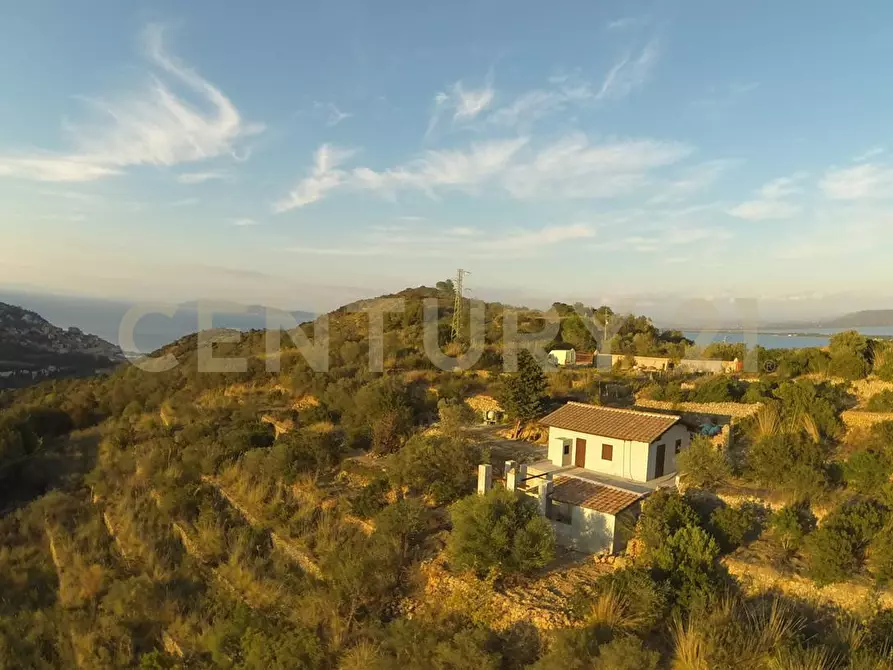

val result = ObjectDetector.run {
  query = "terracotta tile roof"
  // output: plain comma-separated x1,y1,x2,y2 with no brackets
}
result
540,402,680,443
551,476,641,515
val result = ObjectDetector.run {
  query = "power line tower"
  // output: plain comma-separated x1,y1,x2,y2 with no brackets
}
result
451,268,470,341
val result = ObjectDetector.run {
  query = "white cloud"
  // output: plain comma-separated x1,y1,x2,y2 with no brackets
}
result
853,146,884,162
728,200,801,221
728,173,806,220
273,133,699,209
596,41,659,101
351,138,528,197
316,102,352,127
176,170,229,184
499,223,595,250
445,226,481,237
0,25,261,183
502,134,692,199
820,163,893,200
427,80,495,135
606,17,642,30
273,144,356,212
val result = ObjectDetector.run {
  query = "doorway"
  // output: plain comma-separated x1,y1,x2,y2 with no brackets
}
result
575,438,587,468
654,444,666,478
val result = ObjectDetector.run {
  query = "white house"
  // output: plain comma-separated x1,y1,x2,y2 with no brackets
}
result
540,402,690,482
548,348,576,366
515,402,691,554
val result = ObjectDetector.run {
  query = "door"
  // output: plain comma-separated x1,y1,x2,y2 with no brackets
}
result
654,444,666,479
574,438,587,468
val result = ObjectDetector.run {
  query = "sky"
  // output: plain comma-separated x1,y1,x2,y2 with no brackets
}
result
1,0,893,323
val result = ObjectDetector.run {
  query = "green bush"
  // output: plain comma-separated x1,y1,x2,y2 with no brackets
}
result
651,525,725,612
869,523,893,585
391,435,484,505
636,489,703,555
688,376,744,403
594,636,660,670
805,499,888,586
843,449,893,496
745,433,828,499
351,477,390,519
768,501,816,553
446,488,555,579
709,503,761,552
677,436,730,490
866,390,893,412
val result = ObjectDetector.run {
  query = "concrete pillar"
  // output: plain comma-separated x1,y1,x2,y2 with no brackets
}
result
477,464,493,495
538,480,553,517
506,466,518,492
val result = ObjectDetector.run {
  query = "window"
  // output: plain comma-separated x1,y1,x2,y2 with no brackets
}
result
563,442,570,456
675,438,682,454
601,443,613,461
551,501,572,525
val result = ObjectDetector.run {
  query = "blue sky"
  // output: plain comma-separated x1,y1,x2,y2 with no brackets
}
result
1,1,892,321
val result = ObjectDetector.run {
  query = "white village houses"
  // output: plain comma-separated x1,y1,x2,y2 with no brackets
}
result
481,402,691,555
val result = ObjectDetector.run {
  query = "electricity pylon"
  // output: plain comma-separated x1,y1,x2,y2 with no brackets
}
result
451,268,470,341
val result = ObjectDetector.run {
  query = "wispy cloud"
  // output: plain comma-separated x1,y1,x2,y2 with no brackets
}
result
820,163,893,200
427,79,495,136
351,138,527,197
499,223,595,250
231,218,259,227
691,82,759,113
316,102,352,127
445,226,481,237
0,25,261,183
274,133,696,209
176,170,229,184
502,134,692,200
853,146,885,162
596,41,659,101
728,172,807,220
606,16,644,31
273,144,356,213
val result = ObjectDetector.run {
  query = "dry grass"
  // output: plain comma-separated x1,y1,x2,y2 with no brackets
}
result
587,586,647,633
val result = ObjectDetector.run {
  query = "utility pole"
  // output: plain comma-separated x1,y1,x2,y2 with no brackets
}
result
451,268,470,341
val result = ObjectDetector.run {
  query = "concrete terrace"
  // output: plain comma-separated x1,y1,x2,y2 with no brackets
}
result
525,459,677,496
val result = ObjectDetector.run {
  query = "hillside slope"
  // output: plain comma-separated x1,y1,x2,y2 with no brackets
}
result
0,302,125,388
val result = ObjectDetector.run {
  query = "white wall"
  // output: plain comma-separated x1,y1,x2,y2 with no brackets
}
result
548,426,649,481
549,423,692,482
548,349,576,366
551,505,616,554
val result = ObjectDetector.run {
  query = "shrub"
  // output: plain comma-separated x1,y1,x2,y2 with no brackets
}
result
351,477,390,519
499,350,548,422
869,523,893,585
391,435,484,505
745,433,828,499
447,488,555,579
594,636,660,670
866,390,893,412
805,499,888,586
689,377,744,403
678,436,731,490
768,501,816,554
636,489,703,555
709,503,761,552
843,449,893,496
651,525,725,612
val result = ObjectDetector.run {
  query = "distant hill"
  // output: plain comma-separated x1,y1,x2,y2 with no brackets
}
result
0,302,125,388
825,310,893,328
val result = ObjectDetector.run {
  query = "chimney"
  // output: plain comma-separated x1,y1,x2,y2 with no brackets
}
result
477,464,493,495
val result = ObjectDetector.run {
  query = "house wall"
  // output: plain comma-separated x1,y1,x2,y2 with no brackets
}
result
548,423,692,482
549,349,576,366
551,505,616,554
548,426,650,481
650,424,691,479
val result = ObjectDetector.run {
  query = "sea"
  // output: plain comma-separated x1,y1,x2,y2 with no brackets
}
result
682,327,893,350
